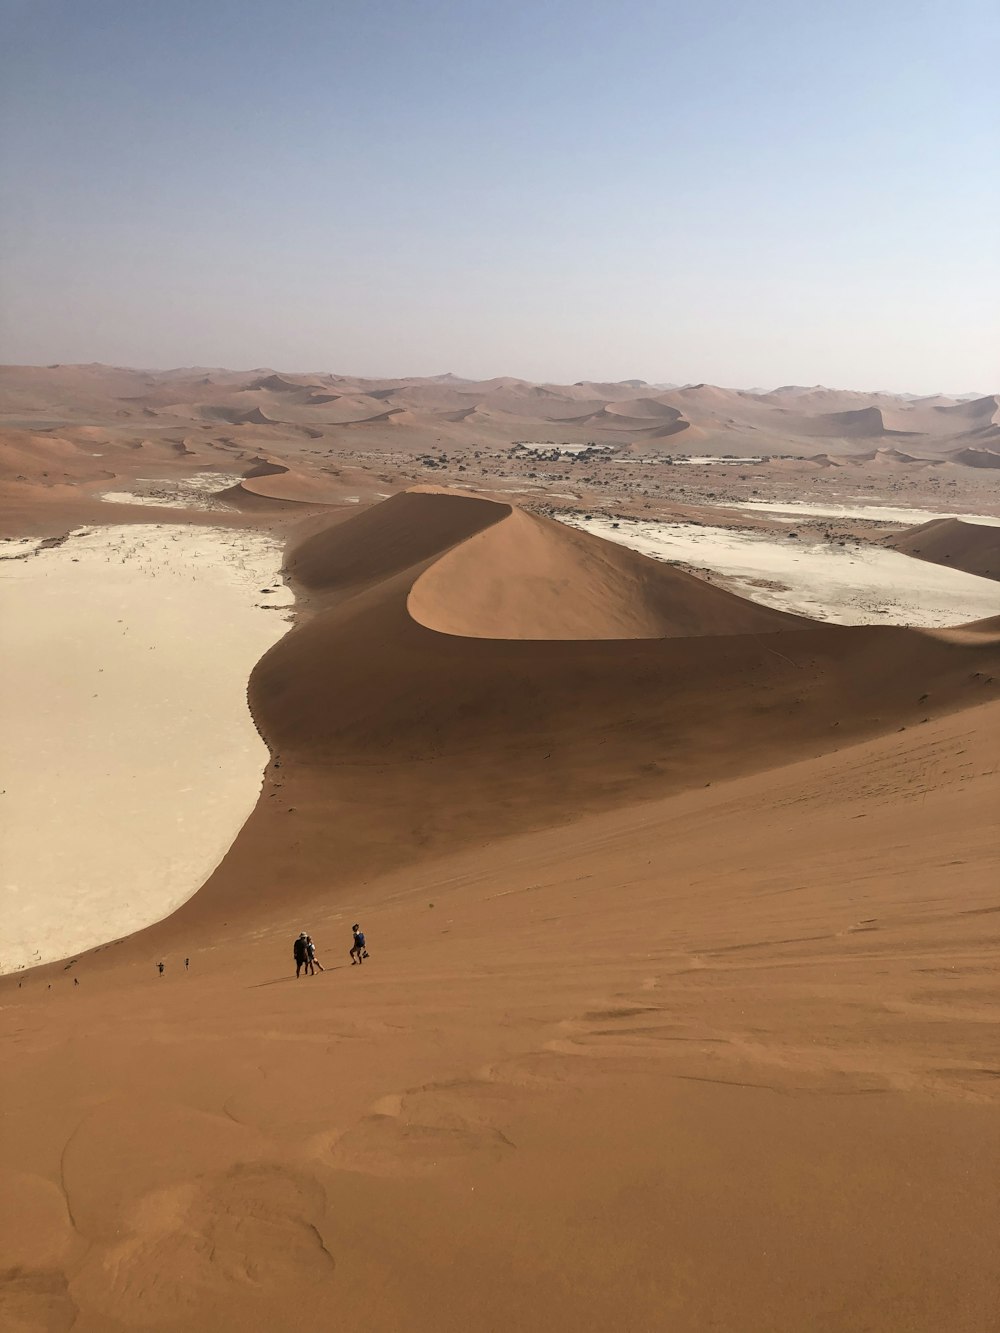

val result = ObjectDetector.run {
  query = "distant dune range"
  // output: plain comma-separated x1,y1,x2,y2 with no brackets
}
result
2,366,998,469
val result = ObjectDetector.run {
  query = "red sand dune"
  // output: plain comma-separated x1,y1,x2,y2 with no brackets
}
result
933,393,1000,424
801,406,918,438
950,446,1000,468
2,468,999,1329
217,457,347,508
4,365,998,463
887,516,1000,581
407,499,801,639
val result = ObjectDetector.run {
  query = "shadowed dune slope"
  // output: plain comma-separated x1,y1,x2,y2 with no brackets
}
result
888,517,1000,581
408,504,803,639
149,489,1000,927
286,488,510,593
217,457,346,507
3,700,999,1333
951,446,1000,467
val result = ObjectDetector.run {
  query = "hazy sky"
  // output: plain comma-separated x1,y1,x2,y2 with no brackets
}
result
1,0,997,392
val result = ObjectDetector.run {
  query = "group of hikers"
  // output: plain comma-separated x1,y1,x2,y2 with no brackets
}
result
293,923,367,977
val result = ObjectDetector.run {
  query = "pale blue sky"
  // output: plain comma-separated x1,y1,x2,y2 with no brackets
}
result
1,0,997,391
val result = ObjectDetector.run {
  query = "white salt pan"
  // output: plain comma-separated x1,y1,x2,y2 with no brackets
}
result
100,473,245,510
715,499,1000,527
558,516,1000,627
0,525,292,973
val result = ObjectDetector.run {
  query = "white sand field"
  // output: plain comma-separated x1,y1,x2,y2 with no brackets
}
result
715,499,1000,526
99,472,245,509
0,525,291,972
560,515,1000,626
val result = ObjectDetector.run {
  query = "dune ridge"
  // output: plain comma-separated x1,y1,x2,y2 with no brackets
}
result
148,488,1000,928
888,516,1000,581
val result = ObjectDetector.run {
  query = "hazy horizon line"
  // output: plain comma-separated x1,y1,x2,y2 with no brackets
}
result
1,361,992,401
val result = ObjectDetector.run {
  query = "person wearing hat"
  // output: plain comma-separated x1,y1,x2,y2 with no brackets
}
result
293,932,310,978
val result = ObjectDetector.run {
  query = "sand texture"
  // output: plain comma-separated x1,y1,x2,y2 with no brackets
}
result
2,370,1000,1332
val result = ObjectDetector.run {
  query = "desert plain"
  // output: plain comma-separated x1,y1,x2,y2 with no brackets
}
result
1,364,999,1331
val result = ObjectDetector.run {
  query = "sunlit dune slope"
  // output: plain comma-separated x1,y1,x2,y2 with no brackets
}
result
155,489,1000,927
407,502,802,639
217,457,345,507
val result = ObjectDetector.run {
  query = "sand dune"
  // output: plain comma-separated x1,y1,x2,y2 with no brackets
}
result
803,406,918,437
187,490,998,920
286,488,508,591
950,445,1000,467
2,485,999,1330
5,365,998,464
408,501,802,639
340,407,416,426
214,458,347,508
888,517,1000,581
247,373,320,395
934,393,1000,424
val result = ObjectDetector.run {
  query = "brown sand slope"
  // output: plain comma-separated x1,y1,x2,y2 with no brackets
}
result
2,490,999,1331
2,701,998,1330
888,516,1000,580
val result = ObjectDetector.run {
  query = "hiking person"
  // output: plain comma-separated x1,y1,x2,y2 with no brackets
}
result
350,924,367,965
157,961,165,976
305,935,324,974
293,932,310,978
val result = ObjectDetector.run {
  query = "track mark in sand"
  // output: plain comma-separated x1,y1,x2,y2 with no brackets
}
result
330,1078,520,1177
582,1004,661,1021
668,1072,783,1092
706,932,835,955
0,1266,77,1333
57,1110,96,1240
73,1164,334,1325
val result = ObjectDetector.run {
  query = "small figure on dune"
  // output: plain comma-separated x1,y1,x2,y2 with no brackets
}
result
185,957,190,971
157,961,165,976
350,923,368,965
306,935,324,974
74,977,79,986
293,931,310,978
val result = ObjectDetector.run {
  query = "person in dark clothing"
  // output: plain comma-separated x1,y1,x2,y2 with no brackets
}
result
350,924,367,965
293,932,310,978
